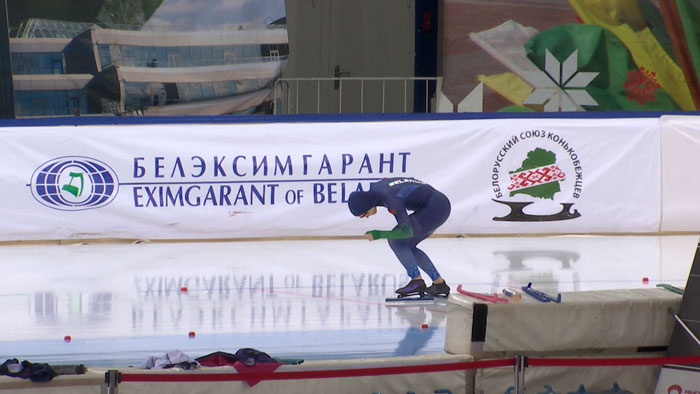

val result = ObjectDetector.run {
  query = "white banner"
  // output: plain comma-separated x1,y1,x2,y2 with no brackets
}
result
660,115,700,231
0,117,660,240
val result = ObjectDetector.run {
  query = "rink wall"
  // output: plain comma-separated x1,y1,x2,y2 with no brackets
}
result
1,112,700,241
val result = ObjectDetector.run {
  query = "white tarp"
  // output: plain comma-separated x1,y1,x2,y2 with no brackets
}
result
660,115,700,231
476,356,661,394
0,117,660,240
444,288,681,356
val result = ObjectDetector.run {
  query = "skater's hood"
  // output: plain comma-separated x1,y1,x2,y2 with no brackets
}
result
348,191,379,216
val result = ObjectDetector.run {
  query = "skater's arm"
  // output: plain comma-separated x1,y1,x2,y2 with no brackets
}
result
364,192,412,240
365,227,412,240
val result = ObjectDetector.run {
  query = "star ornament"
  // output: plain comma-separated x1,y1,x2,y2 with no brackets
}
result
523,49,599,111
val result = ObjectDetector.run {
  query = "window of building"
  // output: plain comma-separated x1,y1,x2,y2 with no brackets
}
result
146,83,166,106
189,83,203,101
212,81,227,97
132,46,147,67
189,46,202,66
243,45,254,59
10,53,29,74
37,53,51,73
14,89,87,117
93,40,287,70
98,44,112,68
201,46,213,66
51,55,63,74
224,49,235,64
225,80,237,95
178,47,191,66
213,46,224,65
123,82,149,110
31,95,49,115
11,53,65,75
144,47,157,67
177,83,191,101
121,46,134,66
167,47,180,67
155,47,168,67
201,82,214,99
232,45,242,61
110,45,123,67
164,83,179,104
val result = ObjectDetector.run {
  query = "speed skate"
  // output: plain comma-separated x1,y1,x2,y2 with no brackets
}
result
386,278,449,304
385,294,447,305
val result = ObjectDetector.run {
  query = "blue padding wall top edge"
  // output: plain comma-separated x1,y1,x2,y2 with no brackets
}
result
2,111,700,128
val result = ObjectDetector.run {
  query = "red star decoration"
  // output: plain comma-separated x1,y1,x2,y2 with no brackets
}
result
623,67,660,105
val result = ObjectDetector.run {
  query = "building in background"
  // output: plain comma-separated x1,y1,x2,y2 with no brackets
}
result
1,0,288,118
10,36,91,117
0,0,15,118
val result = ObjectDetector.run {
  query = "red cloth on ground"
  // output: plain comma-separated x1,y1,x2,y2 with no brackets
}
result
197,353,237,367
232,360,282,387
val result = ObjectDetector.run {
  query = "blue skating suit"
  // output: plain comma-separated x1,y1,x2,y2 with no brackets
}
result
365,177,451,280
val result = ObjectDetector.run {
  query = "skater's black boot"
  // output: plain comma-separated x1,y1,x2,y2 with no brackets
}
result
395,278,427,298
426,281,450,297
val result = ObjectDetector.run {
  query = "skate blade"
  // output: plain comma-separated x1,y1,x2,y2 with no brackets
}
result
428,294,449,304
385,296,435,305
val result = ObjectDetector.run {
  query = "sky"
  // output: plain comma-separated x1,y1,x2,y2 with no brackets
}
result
144,0,286,30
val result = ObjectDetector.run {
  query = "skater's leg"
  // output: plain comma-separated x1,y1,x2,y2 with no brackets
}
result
408,193,452,296
388,236,429,296
413,246,450,295
413,247,441,281
389,192,451,296
404,215,441,281
388,237,421,279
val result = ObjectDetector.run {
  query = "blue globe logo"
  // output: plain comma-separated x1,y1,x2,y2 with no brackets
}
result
30,157,119,211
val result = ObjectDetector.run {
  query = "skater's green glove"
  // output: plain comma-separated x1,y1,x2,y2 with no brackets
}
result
366,227,412,240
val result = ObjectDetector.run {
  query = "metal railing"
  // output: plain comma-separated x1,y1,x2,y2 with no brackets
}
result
273,76,439,115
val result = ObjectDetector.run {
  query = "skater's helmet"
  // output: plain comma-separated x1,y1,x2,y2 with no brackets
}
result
348,191,379,216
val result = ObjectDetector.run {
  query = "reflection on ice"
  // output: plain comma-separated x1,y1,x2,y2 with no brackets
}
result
0,235,695,365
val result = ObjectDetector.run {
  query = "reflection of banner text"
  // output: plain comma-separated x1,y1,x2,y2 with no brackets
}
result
130,273,405,329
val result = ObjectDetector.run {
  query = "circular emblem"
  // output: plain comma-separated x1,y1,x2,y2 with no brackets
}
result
30,157,119,211
667,384,682,394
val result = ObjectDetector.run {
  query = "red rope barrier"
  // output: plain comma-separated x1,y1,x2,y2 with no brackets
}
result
118,355,700,383
119,358,515,382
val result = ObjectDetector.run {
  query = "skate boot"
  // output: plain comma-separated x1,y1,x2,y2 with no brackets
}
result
395,278,427,298
426,281,450,297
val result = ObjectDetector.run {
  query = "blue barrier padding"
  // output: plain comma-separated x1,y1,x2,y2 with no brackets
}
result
2,111,700,128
